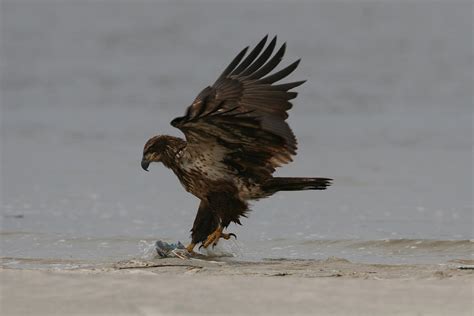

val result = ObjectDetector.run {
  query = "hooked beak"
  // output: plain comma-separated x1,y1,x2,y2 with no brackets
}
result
141,159,150,172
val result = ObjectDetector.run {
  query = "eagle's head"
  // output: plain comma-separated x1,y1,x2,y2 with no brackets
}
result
141,135,168,171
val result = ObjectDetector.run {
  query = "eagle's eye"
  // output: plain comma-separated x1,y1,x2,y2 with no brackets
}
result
143,152,160,162
150,152,161,161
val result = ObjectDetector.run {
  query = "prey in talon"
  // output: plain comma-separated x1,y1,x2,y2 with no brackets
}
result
141,36,332,253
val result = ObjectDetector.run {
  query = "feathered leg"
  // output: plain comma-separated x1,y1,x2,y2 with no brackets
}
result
188,200,219,252
199,192,246,249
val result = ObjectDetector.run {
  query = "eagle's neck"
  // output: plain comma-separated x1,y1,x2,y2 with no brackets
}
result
160,135,187,170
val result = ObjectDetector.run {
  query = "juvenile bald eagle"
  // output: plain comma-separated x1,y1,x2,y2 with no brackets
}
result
141,36,332,253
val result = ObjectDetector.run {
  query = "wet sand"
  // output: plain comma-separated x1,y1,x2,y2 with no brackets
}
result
2,258,473,315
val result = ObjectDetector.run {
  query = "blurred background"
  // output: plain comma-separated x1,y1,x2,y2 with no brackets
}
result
1,1,472,267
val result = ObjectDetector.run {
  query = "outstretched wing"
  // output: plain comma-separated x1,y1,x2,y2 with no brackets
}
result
171,36,305,182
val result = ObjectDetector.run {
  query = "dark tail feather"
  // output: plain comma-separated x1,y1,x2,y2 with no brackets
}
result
262,177,332,194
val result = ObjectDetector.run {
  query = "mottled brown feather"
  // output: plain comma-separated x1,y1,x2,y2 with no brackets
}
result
171,36,304,182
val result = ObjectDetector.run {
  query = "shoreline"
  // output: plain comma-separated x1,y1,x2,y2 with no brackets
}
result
2,257,473,315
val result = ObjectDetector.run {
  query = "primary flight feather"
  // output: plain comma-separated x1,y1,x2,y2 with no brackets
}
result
141,36,332,252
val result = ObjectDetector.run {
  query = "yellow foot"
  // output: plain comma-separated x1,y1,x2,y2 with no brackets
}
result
201,228,236,249
185,243,196,254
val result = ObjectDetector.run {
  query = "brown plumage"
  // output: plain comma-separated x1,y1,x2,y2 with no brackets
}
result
141,36,332,252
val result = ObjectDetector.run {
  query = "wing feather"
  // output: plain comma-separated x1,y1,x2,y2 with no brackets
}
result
258,59,301,84
271,80,306,91
230,35,268,75
238,36,277,77
215,46,249,81
171,36,305,181
245,43,286,80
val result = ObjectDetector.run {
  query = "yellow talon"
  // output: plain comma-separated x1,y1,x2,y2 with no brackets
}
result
202,227,236,248
186,243,196,253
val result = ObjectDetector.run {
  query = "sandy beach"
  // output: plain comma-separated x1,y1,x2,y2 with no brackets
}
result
2,258,473,315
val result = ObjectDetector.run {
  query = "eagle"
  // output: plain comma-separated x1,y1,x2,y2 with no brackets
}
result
141,36,332,253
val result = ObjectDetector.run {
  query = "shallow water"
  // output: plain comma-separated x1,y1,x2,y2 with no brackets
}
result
1,1,472,268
